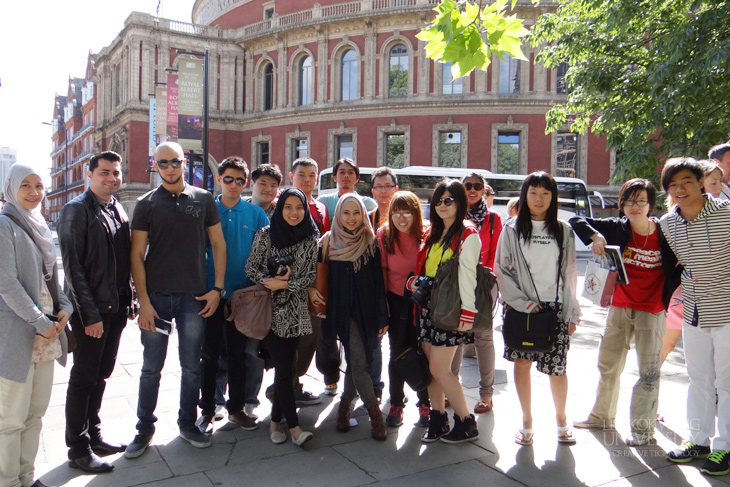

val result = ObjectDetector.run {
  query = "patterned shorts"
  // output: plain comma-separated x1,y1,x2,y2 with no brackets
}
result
503,302,570,376
418,307,474,347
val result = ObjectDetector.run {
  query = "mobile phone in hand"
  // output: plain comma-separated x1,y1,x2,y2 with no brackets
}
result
153,317,174,335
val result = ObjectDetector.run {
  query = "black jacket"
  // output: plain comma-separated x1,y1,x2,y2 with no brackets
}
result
57,190,132,327
568,215,680,310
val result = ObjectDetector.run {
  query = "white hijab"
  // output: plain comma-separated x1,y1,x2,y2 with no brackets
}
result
3,163,56,279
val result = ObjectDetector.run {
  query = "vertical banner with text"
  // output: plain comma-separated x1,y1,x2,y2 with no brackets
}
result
148,98,156,171
155,85,167,143
177,58,203,151
166,73,179,142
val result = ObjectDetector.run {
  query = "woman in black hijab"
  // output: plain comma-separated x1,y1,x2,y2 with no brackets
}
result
245,188,319,446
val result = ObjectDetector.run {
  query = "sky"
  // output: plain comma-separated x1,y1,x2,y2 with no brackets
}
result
0,0,197,183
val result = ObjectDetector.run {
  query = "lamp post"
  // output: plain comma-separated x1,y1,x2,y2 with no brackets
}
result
42,120,69,211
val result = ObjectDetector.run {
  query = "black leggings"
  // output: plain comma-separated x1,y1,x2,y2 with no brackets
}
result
264,331,301,427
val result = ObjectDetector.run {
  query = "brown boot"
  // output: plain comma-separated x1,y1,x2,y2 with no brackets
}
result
336,398,353,432
367,404,387,441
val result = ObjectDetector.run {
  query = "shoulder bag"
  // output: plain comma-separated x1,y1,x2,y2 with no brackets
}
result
430,230,499,333
502,225,564,353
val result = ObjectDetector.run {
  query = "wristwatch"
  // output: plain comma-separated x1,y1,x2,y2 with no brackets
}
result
212,286,226,297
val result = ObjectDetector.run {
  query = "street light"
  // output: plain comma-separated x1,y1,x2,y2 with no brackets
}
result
42,120,69,212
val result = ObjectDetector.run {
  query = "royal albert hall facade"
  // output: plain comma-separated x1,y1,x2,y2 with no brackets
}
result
91,0,616,214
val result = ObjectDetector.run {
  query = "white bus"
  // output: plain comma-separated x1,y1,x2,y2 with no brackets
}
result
318,166,602,254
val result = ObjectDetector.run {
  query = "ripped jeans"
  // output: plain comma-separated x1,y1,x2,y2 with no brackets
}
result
587,306,665,435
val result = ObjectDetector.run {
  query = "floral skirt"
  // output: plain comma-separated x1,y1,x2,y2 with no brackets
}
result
503,302,570,376
418,306,474,347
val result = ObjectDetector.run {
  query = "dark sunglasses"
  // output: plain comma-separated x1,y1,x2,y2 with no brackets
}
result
463,182,484,191
156,158,183,169
222,175,246,186
435,197,455,207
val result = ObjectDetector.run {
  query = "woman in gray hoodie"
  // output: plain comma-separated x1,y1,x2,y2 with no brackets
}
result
495,171,580,446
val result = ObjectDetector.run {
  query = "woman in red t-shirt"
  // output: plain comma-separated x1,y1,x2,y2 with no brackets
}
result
569,178,670,447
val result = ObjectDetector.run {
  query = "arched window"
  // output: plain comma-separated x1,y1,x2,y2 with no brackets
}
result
388,44,408,98
341,49,358,101
298,56,313,106
263,63,274,111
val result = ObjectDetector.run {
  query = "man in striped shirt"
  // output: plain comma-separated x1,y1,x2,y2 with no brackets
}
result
659,157,730,476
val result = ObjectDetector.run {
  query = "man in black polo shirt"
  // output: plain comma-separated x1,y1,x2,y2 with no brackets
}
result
58,151,133,474
125,142,226,457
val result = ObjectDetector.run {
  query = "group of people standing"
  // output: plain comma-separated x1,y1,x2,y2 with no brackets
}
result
3,141,730,487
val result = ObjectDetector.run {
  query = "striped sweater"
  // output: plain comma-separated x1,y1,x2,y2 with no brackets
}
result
659,196,730,328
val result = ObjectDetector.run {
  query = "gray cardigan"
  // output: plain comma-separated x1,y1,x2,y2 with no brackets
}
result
0,210,72,383
495,218,581,325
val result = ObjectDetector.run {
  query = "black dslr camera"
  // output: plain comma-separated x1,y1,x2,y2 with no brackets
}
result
267,255,294,277
410,276,434,307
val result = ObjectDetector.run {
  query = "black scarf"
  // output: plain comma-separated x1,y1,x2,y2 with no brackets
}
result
466,198,488,230
269,188,319,249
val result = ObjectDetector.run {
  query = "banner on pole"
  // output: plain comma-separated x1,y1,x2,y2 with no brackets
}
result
148,97,156,172
166,73,179,142
155,85,167,142
177,58,203,151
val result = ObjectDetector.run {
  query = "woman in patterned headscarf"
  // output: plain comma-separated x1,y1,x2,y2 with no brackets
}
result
321,194,388,441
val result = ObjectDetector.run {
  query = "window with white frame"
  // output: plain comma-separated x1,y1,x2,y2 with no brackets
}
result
385,134,405,168
499,54,520,94
263,63,274,111
298,56,313,106
341,49,358,101
336,135,353,160
438,132,462,167
442,62,463,95
497,132,520,174
388,44,408,98
556,132,578,178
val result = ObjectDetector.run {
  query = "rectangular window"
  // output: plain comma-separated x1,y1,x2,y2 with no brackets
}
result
442,62,463,95
385,133,405,168
556,132,578,178
438,132,461,168
497,132,520,174
499,55,520,94
336,135,353,160
292,138,308,160
257,141,270,166
556,62,572,94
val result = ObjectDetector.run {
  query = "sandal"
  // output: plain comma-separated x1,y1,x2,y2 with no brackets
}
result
515,429,533,445
474,400,493,414
558,426,577,444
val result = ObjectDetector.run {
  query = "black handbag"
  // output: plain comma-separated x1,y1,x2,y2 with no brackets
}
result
394,346,431,391
502,226,564,353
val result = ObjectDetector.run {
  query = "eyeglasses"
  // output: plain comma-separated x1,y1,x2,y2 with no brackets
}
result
222,175,246,186
624,200,649,207
485,192,494,197
156,158,183,169
434,197,455,207
463,182,484,191
373,185,396,192
392,211,413,218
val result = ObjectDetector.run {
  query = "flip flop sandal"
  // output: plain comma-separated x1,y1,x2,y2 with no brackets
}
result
474,400,493,414
515,428,534,445
558,426,577,444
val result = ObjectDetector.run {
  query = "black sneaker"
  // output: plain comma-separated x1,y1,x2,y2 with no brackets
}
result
440,414,479,444
701,450,730,476
667,441,711,463
124,434,153,459
294,390,323,406
179,427,212,449
422,410,449,443
386,405,404,427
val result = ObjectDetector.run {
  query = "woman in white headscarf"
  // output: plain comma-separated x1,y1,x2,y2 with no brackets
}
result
0,163,73,487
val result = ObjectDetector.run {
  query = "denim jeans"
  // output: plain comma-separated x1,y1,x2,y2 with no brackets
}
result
136,293,205,434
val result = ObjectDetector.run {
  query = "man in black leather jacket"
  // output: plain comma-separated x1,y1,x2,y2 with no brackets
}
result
57,151,134,474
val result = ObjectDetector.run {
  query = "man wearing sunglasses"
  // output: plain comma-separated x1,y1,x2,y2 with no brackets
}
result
197,157,269,434
127,142,227,456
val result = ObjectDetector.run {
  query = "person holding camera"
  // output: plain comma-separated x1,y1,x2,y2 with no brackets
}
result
409,180,481,444
495,172,580,446
318,194,389,440
245,188,318,446
376,191,431,428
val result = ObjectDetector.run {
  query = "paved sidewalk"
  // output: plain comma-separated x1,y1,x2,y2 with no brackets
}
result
32,260,723,487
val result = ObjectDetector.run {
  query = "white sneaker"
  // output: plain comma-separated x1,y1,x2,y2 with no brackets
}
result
214,405,225,421
244,403,258,420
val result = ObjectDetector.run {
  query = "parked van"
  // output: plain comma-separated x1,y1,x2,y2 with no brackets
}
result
318,166,601,254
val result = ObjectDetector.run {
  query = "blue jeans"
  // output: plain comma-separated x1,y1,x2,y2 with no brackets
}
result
136,293,205,434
